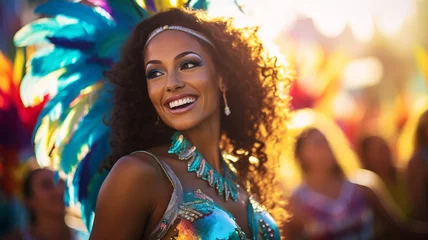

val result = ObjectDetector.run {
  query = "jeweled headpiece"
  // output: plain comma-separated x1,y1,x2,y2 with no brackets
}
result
144,25,215,49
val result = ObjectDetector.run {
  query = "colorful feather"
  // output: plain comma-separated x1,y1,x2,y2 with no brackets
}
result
16,0,218,232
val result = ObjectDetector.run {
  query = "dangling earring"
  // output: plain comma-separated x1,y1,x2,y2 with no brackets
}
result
222,90,231,116
156,115,161,125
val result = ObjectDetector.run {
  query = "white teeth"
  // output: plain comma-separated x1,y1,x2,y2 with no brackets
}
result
169,97,196,109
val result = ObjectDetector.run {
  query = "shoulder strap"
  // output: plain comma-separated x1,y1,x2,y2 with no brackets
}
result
130,150,183,240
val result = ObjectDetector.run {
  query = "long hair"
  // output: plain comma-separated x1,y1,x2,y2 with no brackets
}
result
358,135,397,182
104,8,292,225
294,128,344,176
415,110,428,153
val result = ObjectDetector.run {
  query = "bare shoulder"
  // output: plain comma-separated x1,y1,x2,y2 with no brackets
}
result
101,152,168,197
112,152,161,176
91,152,172,239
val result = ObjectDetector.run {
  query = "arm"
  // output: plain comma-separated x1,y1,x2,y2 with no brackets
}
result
89,155,165,240
283,196,304,239
406,156,428,221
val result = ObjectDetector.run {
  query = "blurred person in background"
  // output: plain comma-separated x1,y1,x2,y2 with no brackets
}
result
284,128,428,240
358,135,410,239
359,135,409,216
2,168,81,240
407,110,428,221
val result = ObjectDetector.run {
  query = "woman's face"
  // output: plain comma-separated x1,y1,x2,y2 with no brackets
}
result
144,30,222,131
365,137,393,174
27,169,65,219
299,130,336,172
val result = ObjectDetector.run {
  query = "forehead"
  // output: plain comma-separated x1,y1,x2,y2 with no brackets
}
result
306,130,324,141
144,30,208,62
369,138,386,147
33,170,54,184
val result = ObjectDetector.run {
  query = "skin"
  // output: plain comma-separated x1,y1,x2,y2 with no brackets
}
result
90,31,252,239
3,169,71,240
284,130,428,239
407,154,428,221
406,111,428,221
363,137,396,184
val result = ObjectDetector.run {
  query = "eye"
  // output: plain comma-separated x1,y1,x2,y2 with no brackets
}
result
146,69,164,80
180,60,202,70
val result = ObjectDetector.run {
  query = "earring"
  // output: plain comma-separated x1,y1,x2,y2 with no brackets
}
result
222,90,231,116
156,115,161,125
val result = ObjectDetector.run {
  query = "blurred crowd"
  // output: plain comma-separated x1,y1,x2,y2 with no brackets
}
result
282,110,428,239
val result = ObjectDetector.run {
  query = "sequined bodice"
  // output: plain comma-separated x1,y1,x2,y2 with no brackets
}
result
137,151,280,240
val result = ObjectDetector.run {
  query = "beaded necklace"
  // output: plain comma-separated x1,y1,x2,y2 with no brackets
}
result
168,132,238,202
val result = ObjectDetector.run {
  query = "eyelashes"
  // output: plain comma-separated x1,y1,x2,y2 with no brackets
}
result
180,60,203,70
146,69,164,79
146,59,204,80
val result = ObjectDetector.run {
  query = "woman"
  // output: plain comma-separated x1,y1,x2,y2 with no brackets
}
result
2,168,81,240
285,128,428,240
90,8,289,240
407,110,428,221
359,135,409,217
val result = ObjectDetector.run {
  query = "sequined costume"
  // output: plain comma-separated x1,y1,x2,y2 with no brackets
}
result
134,151,280,240
293,180,374,240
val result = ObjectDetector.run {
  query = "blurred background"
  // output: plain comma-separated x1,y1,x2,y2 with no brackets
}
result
1,0,428,239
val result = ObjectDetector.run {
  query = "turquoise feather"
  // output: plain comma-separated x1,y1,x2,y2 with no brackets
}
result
14,18,63,47
35,1,114,29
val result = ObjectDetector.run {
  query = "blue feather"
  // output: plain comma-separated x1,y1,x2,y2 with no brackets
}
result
30,47,88,76
35,66,104,123
14,18,62,47
60,100,111,173
35,1,115,30
187,0,210,10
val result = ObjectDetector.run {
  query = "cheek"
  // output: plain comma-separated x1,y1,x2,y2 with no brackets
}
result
147,81,164,109
190,74,220,106
31,191,50,206
301,150,316,165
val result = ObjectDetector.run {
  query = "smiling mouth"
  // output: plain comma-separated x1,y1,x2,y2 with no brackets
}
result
168,96,197,110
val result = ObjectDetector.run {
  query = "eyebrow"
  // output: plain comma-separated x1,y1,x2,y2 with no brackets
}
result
145,51,201,67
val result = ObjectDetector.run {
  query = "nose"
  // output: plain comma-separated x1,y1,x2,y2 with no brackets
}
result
165,72,185,92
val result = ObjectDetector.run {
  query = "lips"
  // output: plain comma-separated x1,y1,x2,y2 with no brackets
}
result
164,94,199,114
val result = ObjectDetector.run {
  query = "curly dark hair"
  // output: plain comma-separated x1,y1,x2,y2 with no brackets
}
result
105,8,292,224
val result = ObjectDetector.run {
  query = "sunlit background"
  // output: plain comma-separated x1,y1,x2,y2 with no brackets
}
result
1,0,428,236
208,0,428,186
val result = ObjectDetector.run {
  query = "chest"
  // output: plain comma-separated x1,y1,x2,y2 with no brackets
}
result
159,189,278,240
150,154,279,240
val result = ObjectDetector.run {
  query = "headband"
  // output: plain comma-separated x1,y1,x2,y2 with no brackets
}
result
144,25,216,49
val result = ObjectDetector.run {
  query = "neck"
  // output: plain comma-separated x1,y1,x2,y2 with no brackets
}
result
304,169,343,191
32,214,70,239
182,112,221,172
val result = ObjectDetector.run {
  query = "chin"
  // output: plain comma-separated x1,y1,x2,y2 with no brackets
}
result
167,120,200,132
163,112,206,131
